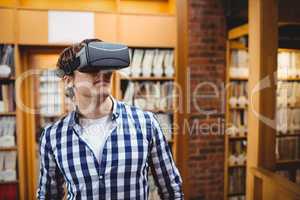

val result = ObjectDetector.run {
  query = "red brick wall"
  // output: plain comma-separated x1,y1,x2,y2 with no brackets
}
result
187,0,226,199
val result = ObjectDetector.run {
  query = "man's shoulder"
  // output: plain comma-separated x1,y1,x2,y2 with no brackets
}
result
40,113,71,140
117,100,154,119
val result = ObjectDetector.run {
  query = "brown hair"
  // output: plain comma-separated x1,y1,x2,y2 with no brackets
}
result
56,38,102,77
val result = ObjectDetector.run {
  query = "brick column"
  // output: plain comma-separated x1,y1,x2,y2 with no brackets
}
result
187,0,226,199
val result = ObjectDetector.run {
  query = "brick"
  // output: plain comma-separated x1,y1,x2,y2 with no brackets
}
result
187,0,226,199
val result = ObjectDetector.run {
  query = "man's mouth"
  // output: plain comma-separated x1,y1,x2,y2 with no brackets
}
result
93,80,108,86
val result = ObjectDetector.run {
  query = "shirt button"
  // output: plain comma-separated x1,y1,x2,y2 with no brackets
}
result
99,175,103,180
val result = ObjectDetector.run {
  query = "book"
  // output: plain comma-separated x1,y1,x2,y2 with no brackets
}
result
163,50,174,77
39,70,63,118
0,117,16,147
230,50,249,78
142,50,155,77
228,168,246,195
276,137,299,160
0,45,14,78
0,83,15,113
131,49,144,77
153,50,165,77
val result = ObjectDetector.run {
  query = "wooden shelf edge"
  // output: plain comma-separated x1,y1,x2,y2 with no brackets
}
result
227,192,246,197
228,136,247,140
228,164,246,168
276,133,300,137
0,180,18,185
0,146,18,151
229,77,249,81
120,76,175,81
0,77,15,81
0,112,16,116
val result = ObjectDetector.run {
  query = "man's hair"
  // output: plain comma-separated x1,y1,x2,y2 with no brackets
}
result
56,38,102,76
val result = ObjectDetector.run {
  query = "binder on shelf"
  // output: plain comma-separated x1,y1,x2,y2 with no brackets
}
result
0,45,14,78
163,50,174,78
131,49,144,77
122,81,174,111
0,151,17,182
0,84,15,113
153,49,165,77
142,50,155,77
229,50,249,78
39,69,63,126
0,117,16,147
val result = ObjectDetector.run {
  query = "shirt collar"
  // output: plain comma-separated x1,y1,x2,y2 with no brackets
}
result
68,95,121,127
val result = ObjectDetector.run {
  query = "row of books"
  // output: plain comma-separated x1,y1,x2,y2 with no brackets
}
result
227,110,248,137
0,152,17,182
276,137,300,160
0,117,16,147
276,108,300,134
120,49,175,78
277,82,300,108
229,50,249,78
278,51,300,78
230,50,300,79
122,81,174,111
0,83,15,112
229,82,248,108
39,70,63,117
228,140,247,166
228,168,246,195
0,45,14,78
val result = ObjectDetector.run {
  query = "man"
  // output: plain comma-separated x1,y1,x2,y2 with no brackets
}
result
37,39,183,200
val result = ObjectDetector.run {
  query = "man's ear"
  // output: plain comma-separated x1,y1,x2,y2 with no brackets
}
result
63,75,74,86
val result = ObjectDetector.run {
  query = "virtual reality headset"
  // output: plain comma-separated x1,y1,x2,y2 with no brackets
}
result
57,41,130,76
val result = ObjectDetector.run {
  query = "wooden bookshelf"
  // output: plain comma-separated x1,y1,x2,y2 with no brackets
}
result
224,41,248,200
9,0,188,198
225,30,300,200
0,44,22,200
114,48,176,154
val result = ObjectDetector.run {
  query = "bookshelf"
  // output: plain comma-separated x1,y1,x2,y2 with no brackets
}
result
0,0,187,198
225,39,300,200
7,0,182,198
224,40,248,200
114,47,176,147
0,44,20,200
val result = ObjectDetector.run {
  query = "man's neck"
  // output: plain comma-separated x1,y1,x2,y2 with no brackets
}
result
75,94,113,119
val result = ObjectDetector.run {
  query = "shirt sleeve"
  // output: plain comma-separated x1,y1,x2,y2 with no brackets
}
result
149,113,184,200
37,128,65,200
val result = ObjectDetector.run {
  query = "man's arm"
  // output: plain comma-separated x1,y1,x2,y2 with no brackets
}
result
37,128,65,200
149,113,184,200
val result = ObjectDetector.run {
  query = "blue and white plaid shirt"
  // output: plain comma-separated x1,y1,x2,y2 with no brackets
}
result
37,97,183,200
